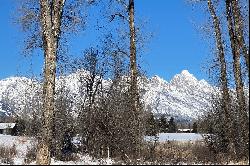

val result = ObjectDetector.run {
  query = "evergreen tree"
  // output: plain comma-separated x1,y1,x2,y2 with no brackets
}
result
158,115,168,133
145,112,158,136
192,122,198,133
168,117,177,133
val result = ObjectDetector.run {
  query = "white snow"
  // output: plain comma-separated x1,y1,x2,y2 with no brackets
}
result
0,134,248,165
0,134,34,160
141,70,216,120
0,69,248,121
28,155,113,165
0,123,16,129
0,134,113,165
0,70,214,120
145,133,204,142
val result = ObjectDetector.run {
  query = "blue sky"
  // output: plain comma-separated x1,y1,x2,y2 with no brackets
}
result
0,0,211,82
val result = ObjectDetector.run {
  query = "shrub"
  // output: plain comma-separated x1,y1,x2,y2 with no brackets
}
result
140,140,225,164
0,144,17,164
24,145,37,164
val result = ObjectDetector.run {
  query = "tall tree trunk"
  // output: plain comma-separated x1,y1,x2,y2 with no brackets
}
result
207,0,232,152
231,0,249,75
36,0,64,165
225,0,247,117
207,0,231,121
128,0,141,157
129,0,139,111
225,1,248,155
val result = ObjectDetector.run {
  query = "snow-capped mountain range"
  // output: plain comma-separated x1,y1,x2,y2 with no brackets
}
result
0,70,216,121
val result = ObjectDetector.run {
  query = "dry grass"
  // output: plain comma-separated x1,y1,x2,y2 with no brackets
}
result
140,140,224,165
0,144,17,164
24,145,37,164
24,145,80,164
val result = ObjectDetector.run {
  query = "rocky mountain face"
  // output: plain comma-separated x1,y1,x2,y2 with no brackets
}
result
140,70,215,121
0,70,216,121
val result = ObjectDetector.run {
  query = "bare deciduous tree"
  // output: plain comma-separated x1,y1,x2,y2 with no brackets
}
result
231,0,249,74
128,0,139,113
17,0,92,164
190,0,249,159
207,0,233,152
36,1,66,164
225,0,249,158
225,0,248,125
108,0,143,156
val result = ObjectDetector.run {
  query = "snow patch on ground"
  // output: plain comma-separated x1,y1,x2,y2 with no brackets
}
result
0,134,113,165
0,134,35,164
145,133,204,142
0,134,248,165
0,134,34,156
28,155,113,165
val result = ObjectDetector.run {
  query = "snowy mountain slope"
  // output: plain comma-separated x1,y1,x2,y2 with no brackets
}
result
0,70,216,121
0,77,41,117
141,70,215,120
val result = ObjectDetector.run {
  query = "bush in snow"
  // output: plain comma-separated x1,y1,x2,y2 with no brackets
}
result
0,144,17,164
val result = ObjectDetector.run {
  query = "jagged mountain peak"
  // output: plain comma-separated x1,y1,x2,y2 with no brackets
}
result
143,70,215,120
150,75,168,86
180,69,193,77
170,70,198,86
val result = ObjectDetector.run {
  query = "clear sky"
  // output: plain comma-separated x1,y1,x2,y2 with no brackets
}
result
0,0,211,82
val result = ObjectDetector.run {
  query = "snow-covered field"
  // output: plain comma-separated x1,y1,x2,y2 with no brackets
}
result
0,134,34,165
1,133,204,165
145,133,204,142
0,134,248,165
0,134,34,155
0,134,113,165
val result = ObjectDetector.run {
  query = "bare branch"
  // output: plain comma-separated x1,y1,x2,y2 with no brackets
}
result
110,13,127,22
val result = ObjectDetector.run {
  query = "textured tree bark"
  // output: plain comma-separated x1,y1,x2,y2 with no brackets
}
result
36,0,65,165
128,0,142,157
225,0,247,117
207,0,231,122
231,0,249,75
225,2,249,152
207,0,233,152
129,0,139,111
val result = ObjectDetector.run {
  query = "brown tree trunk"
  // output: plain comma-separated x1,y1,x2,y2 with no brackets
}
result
225,0,247,117
225,1,249,154
207,0,231,122
128,0,142,157
207,0,235,154
36,0,65,165
231,0,249,75
129,0,139,111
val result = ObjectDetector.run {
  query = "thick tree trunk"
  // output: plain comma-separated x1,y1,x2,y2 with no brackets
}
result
36,44,57,165
129,0,139,111
36,0,64,165
231,0,249,75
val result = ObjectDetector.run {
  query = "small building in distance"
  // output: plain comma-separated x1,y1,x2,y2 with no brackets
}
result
178,128,192,133
0,123,16,135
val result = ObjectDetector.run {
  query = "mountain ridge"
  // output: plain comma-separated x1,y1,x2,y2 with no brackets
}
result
0,70,215,121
